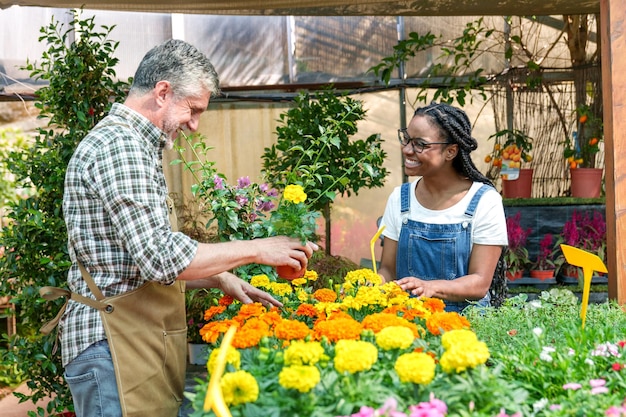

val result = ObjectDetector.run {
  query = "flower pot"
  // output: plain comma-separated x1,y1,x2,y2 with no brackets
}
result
506,270,523,281
529,269,555,280
502,168,533,199
188,343,209,365
275,265,306,280
570,168,603,198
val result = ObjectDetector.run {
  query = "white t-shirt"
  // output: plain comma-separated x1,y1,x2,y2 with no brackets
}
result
381,179,508,248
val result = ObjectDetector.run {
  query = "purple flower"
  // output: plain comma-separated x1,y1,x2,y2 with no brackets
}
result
235,195,249,208
237,176,251,189
213,174,225,190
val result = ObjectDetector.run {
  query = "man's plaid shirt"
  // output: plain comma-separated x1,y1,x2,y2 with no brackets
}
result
60,103,198,366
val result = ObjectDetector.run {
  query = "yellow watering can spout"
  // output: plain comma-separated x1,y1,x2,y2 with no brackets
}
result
559,244,608,328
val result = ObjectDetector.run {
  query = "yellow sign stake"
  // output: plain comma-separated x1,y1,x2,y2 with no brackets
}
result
370,225,385,275
559,244,608,328
203,325,237,416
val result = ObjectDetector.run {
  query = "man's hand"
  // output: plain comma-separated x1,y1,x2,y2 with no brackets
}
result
216,271,283,308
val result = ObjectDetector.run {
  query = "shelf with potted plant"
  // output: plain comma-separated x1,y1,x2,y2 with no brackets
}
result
563,104,604,198
504,212,532,281
555,209,607,287
485,128,534,199
528,233,563,281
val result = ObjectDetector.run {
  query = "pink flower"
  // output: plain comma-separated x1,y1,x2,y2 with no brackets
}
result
563,382,582,390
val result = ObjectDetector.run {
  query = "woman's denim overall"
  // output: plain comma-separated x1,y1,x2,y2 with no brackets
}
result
396,182,491,312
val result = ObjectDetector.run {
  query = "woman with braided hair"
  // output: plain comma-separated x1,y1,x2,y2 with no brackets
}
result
378,102,508,312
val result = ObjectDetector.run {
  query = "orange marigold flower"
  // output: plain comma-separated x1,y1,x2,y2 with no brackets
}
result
235,303,267,322
232,318,270,349
218,295,235,306
200,320,238,344
425,311,470,336
313,317,363,342
313,288,337,303
274,319,312,341
204,305,226,321
295,303,319,318
421,297,446,313
260,310,283,328
361,312,419,337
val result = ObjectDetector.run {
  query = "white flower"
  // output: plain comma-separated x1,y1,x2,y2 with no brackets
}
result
533,398,549,412
533,327,543,337
540,346,555,362
527,300,542,309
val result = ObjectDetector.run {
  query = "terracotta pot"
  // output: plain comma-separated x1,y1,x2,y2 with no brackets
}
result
275,265,306,280
529,269,555,280
506,270,523,281
502,168,533,199
570,168,603,198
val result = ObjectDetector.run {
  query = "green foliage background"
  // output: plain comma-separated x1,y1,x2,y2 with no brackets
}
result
0,9,128,414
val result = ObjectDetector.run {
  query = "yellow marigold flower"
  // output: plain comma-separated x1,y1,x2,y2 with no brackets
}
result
344,268,383,286
375,326,415,351
221,370,259,406
313,288,337,303
291,278,307,286
295,289,309,303
441,329,478,350
278,365,320,393
269,282,293,297
394,352,436,384
274,319,312,341
440,340,490,373
284,340,326,366
250,274,271,288
208,345,240,374
426,311,470,336
283,184,307,204
334,340,378,374
313,317,363,342
304,269,318,281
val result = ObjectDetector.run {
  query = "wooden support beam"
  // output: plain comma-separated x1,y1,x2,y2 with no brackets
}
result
601,0,626,303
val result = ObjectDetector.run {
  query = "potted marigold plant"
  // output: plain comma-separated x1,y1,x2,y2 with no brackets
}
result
504,212,532,280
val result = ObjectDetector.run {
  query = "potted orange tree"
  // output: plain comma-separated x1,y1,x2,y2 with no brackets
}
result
563,104,604,198
486,129,534,198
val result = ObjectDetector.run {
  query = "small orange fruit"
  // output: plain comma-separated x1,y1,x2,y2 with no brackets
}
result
589,137,599,146
579,114,588,124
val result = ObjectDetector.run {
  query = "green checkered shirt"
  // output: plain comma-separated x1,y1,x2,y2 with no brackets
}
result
60,103,197,366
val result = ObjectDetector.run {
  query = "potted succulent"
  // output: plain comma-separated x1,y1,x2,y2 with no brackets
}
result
486,129,534,198
504,212,532,280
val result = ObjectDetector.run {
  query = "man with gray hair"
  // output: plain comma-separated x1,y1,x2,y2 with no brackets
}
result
59,39,317,417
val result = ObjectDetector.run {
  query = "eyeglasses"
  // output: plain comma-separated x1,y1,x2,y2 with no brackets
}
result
397,128,449,153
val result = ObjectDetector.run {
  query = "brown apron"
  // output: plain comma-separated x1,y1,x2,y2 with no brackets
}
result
41,196,188,417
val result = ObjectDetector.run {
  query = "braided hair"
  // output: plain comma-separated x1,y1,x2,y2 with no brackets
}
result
414,102,494,187
414,102,508,307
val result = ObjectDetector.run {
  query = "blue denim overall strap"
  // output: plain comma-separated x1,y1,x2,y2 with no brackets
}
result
396,182,491,312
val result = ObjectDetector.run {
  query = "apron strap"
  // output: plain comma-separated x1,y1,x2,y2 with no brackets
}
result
39,262,110,335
